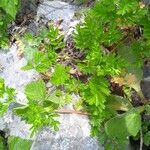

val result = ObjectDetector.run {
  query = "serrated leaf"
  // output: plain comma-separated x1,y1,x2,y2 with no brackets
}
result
22,51,53,73
3,0,18,18
51,64,70,86
8,136,32,150
117,0,138,15
25,80,46,100
0,77,15,116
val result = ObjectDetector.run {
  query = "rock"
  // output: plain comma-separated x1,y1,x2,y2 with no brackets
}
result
31,114,102,150
143,0,150,6
26,21,38,36
36,0,78,32
0,44,39,139
0,45,39,92
140,77,150,100
18,0,39,16
140,59,150,100
142,59,150,78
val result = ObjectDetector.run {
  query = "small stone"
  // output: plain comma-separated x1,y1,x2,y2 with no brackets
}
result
140,77,150,100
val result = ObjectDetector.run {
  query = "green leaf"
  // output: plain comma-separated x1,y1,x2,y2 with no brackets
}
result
144,131,150,146
118,43,143,81
105,109,141,139
3,0,18,18
0,136,4,150
51,64,70,86
22,51,53,73
141,16,150,45
125,112,141,136
107,95,132,111
0,77,15,116
46,93,62,105
117,0,138,15
8,136,32,150
25,80,46,100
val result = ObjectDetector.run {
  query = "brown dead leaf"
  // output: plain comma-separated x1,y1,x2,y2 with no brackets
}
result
125,73,137,85
139,2,145,9
111,76,126,86
69,68,82,76
15,39,24,58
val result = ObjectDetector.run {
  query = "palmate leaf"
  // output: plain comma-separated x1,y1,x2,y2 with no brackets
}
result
105,109,141,139
22,51,53,73
8,136,32,150
117,0,138,15
0,78,15,116
25,80,46,101
0,0,18,19
51,64,70,86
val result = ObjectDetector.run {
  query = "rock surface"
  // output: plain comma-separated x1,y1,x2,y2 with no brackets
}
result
31,114,101,150
36,0,78,32
0,0,103,149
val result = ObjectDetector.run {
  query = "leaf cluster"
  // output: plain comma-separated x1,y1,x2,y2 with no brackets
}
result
73,0,150,149
0,0,19,47
14,80,61,135
0,78,15,116
22,25,64,73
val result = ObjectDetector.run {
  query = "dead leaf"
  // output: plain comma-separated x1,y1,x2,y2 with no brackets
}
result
111,76,126,86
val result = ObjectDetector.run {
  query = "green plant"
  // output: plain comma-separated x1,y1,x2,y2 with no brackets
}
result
14,80,60,135
0,78,15,116
72,0,150,149
8,136,32,150
22,25,64,73
0,0,19,47
1,1,150,149
0,134,32,150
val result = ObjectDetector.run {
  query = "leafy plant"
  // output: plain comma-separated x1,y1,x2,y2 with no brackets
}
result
22,25,64,73
0,78,15,116
14,80,60,135
0,0,19,47
72,0,150,149
8,136,32,150
51,64,70,86
1,0,150,149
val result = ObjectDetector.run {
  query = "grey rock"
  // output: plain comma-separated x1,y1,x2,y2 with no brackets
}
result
18,0,39,17
31,114,103,150
26,21,38,36
0,45,39,92
140,59,150,100
36,0,77,32
143,0,150,5
142,59,150,78
140,77,150,100
0,44,39,139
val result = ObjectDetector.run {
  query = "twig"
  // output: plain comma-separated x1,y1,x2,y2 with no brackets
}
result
55,109,89,116
140,129,143,150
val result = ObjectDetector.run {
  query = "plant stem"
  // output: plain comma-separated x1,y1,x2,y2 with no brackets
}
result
55,109,89,116
140,129,143,150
